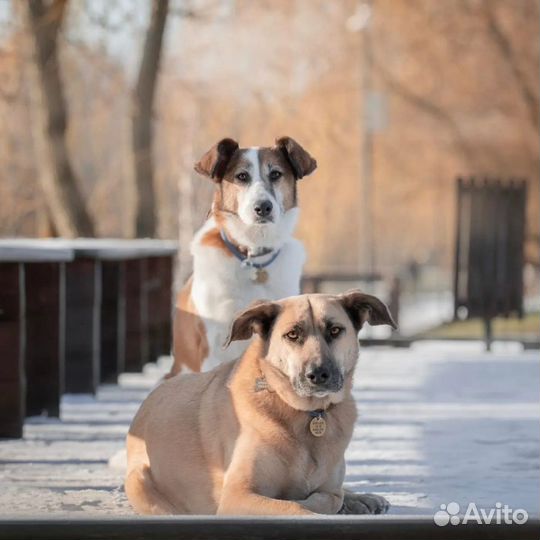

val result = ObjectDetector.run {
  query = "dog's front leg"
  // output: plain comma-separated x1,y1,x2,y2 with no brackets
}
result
294,490,344,514
294,460,345,514
218,440,314,515
218,489,315,516
339,490,390,515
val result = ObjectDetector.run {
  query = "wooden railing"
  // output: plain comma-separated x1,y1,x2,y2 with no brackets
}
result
0,239,177,439
0,516,536,540
301,272,383,294
301,272,402,336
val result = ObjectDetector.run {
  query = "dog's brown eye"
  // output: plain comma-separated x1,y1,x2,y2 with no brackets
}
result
329,326,342,338
236,172,249,182
269,170,282,181
285,329,299,341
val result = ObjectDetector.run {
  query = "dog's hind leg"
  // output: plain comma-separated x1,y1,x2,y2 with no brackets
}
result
125,464,179,515
125,432,182,515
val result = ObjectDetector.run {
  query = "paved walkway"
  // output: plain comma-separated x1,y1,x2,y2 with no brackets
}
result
0,342,538,517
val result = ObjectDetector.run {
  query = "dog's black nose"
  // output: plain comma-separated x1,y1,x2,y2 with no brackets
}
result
306,366,330,386
254,200,273,217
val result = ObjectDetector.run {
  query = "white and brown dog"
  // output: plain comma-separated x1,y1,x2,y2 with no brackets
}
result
169,137,317,376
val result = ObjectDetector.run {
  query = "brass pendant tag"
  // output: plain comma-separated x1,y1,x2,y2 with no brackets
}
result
252,268,269,284
254,377,269,392
309,415,326,437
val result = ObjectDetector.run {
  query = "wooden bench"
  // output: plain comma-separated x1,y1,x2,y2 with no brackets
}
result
0,241,74,438
48,239,177,392
0,239,177,439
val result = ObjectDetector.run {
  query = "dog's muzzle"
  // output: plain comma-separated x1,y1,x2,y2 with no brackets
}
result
294,362,343,396
253,199,274,223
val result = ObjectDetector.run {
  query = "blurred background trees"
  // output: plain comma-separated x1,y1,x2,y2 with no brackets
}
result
132,0,168,237
0,0,538,290
25,0,95,237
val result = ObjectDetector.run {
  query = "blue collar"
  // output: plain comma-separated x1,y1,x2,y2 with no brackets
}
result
220,229,281,269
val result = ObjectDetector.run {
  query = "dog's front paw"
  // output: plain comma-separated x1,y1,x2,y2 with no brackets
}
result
339,490,390,515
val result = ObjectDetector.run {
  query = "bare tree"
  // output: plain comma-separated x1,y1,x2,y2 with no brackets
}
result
481,2,539,132
26,0,95,237
132,0,169,238
373,61,476,167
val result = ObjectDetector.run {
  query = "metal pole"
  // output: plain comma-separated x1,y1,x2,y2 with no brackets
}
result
360,0,375,278
484,315,493,352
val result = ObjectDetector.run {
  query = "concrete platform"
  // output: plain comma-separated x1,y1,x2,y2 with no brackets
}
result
0,341,538,517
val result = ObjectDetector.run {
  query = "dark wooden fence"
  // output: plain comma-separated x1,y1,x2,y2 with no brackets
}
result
0,239,176,439
454,178,527,349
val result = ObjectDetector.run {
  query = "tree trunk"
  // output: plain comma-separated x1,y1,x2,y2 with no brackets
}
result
26,0,95,238
132,0,169,238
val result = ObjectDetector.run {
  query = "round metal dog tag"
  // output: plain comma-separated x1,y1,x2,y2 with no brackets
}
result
252,268,269,284
309,416,326,437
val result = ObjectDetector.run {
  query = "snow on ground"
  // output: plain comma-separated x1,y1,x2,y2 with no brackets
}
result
0,342,538,517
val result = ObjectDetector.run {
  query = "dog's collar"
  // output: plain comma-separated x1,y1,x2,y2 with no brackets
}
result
220,229,281,269
254,375,330,437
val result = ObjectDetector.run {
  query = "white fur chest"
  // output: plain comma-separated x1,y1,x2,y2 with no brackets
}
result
190,215,305,371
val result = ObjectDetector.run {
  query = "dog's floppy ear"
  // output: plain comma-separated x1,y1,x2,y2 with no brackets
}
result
194,138,239,181
275,136,317,179
223,300,281,347
339,289,397,332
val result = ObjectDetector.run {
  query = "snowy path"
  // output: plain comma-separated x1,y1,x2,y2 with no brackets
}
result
0,342,538,517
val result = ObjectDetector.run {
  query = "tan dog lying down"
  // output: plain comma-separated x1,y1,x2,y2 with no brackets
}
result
125,291,396,515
